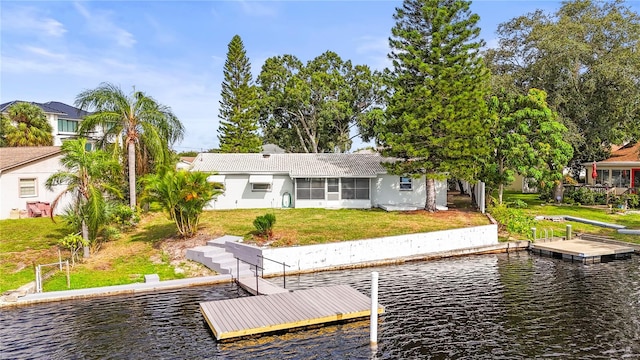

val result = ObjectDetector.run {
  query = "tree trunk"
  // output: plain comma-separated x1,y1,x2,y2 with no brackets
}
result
425,177,437,212
81,219,90,259
470,183,477,207
498,158,504,204
457,180,466,195
128,141,136,209
553,182,564,203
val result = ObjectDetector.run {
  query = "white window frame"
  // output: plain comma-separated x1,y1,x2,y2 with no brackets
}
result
19,178,37,197
251,183,272,192
399,177,413,191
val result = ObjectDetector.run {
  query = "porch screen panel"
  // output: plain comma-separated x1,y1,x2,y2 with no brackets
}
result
595,169,609,185
296,178,325,200
612,170,631,187
341,178,370,200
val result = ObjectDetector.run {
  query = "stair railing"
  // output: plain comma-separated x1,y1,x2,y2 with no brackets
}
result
257,255,292,289
234,257,263,295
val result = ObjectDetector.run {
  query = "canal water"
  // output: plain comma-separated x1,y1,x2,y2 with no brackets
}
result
1,253,639,359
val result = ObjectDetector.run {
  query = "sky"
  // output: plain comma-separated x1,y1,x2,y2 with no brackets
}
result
2,0,637,153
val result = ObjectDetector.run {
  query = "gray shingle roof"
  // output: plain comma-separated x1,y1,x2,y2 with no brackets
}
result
191,153,391,177
0,100,88,119
0,146,62,172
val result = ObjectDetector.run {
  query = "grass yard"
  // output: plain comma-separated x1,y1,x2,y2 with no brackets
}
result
1,204,490,293
501,192,640,244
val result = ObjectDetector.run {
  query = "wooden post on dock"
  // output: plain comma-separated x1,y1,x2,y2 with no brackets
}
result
531,227,537,241
370,271,379,350
566,225,572,240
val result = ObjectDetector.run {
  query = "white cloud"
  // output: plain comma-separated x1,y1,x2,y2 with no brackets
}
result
73,2,136,48
355,36,391,71
1,7,66,37
236,0,278,17
21,46,66,60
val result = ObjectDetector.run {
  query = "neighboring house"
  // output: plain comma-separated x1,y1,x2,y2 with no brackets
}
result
0,147,71,219
190,153,448,210
0,100,100,149
176,156,195,170
506,173,538,193
585,142,640,192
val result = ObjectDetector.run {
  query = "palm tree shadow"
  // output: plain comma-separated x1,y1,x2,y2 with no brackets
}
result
130,223,177,245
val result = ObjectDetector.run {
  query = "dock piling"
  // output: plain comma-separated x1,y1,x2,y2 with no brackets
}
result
370,271,379,350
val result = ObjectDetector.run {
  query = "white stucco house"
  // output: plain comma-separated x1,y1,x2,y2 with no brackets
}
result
0,147,71,219
189,153,448,211
0,100,101,149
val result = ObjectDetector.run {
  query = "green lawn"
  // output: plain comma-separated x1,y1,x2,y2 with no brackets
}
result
502,192,640,244
1,206,490,293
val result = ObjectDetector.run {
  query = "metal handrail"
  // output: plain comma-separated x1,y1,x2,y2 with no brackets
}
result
234,257,263,295
258,255,291,288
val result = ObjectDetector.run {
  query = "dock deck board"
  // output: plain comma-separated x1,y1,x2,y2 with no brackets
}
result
200,285,384,340
531,239,634,263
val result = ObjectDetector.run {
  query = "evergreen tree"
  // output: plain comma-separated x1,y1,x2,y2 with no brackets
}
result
217,35,262,153
378,0,491,211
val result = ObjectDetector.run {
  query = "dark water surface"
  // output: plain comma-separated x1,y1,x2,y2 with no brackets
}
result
1,253,639,359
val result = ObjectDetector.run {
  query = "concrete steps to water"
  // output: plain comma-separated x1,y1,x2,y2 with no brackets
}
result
186,236,254,278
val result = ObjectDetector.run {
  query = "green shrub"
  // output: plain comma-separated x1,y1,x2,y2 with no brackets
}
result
627,194,640,209
107,203,140,229
102,225,122,241
253,213,276,239
508,199,528,209
58,233,89,265
488,204,535,239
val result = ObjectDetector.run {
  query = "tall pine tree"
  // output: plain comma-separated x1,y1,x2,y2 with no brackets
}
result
378,0,491,211
217,35,262,153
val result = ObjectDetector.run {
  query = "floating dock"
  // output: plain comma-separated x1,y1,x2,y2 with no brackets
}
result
200,285,384,340
530,239,635,263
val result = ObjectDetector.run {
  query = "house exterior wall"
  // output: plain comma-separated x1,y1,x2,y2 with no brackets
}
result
206,174,294,210
205,174,449,210
0,155,71,219
372,175,447,208
586,165,640,194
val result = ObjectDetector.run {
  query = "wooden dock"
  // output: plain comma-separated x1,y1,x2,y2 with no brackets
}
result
530,239,635,263
200,285,384,340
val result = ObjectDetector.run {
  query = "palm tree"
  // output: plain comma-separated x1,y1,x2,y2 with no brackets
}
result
2,102,53,146
76,83,185,208
46,138,122,257
141,168,224,237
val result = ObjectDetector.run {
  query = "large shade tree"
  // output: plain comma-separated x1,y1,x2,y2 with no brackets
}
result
485,88,573,204
46,138,122,257
76,83,185,208
377,0,491,211
217,35,262,153
257,51,384,153
485,0,640,170
1,102,53,147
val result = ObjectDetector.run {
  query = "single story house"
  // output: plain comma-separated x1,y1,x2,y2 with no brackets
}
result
189,153,448,211
585,142,640,193
0,147,71,219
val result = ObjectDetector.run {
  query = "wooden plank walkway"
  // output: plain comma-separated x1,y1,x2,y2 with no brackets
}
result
200,285,384,340
237,277,289,295
531,239,634,263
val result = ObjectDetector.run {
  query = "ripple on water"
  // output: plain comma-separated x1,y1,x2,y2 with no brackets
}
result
1,253,639,359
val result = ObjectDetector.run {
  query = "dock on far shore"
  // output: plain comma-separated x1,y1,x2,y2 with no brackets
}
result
530,238,635,263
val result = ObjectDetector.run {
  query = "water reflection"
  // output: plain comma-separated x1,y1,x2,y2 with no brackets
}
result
1,253,639,359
